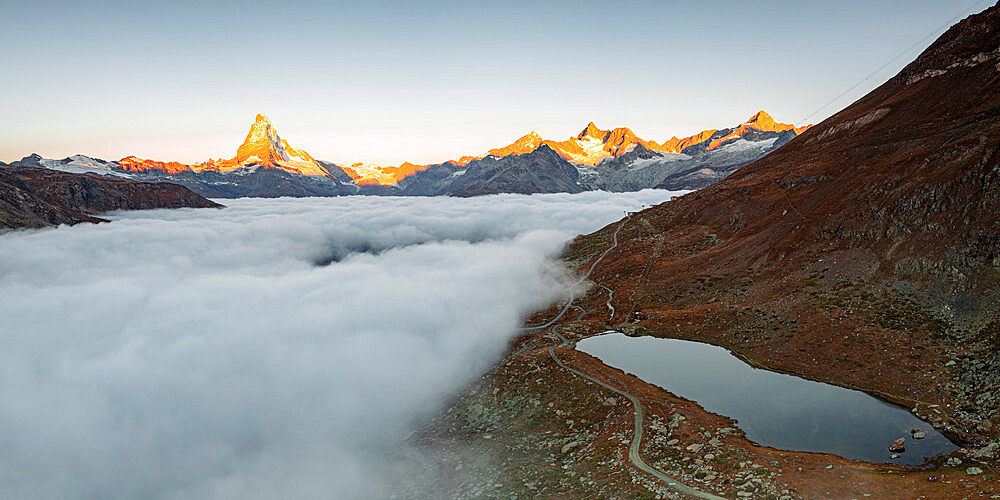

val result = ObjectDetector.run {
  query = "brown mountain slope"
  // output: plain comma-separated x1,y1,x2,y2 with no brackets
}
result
0,164,223,229
567,2,1000,444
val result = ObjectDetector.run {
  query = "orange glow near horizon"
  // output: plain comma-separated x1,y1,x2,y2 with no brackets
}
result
71,110,812,187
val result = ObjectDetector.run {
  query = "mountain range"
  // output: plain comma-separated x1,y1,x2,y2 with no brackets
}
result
14,111,809,198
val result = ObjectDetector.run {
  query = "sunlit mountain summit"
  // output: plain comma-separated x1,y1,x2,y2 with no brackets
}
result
118,114,330,177
15,111,810,197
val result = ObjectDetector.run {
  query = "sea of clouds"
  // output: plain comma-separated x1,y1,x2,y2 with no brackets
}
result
0,190,680,499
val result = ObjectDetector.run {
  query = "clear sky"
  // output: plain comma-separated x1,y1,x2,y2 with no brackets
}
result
1,0,991,166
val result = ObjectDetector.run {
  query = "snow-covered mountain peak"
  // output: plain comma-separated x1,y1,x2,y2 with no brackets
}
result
238,114,288,162
118,114,331,177
219,114,329,175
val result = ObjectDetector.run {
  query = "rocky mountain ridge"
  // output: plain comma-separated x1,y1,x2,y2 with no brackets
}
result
15,111,808,198
0,163,222,230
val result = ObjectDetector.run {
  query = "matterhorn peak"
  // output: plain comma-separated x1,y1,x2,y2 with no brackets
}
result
237,113,286,163
212,114,328,176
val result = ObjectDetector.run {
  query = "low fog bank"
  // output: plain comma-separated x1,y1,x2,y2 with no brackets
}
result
0,190,683,499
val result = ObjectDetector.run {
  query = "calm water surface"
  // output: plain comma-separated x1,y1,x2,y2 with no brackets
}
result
576,334,958,466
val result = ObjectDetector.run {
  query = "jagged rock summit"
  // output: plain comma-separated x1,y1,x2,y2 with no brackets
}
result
229,114,327,176
578,122,606,140
702,110,810,150
117,114,331,177
458,111,811,168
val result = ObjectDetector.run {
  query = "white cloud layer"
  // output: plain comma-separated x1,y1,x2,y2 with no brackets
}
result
0,190,680,499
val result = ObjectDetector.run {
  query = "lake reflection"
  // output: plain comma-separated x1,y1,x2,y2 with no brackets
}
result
576,334,957,466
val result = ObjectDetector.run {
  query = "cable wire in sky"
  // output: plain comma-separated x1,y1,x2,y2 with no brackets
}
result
799,0,991,125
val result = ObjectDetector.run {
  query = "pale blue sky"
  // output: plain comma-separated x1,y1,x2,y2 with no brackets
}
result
1,0,990,165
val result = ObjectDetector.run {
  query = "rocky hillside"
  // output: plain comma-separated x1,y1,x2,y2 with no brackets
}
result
0,164,222,230
415,145,584,197
566,2,1000,447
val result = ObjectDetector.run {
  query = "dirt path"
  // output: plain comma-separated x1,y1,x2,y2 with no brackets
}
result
524,215,725,499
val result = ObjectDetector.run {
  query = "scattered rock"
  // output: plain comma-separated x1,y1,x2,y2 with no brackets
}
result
561,441,582,454
704,453,715,460
973,441,999,459
890,454,900,459
912,431,926,439
666,439,679,446
686,443,704,453
945,360,957,367
966,467,983,476
947,457,962,466
889,437,906,452
602,397,618,406
669,413,686,427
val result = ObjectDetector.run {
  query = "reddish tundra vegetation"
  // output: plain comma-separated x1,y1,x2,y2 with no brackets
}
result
413,4,1000,498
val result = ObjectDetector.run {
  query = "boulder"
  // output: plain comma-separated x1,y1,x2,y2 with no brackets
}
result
972,441,999,459
668,413,686,427
978,419,994,433
561,441,583,454
889,437,906,452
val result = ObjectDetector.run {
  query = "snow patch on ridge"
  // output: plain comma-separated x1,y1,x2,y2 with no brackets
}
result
34,155,134,179
627,152,689,172
715,137,778,153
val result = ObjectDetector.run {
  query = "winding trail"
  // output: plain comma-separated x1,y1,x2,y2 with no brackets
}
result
526,215,724,499
547,331,723,500
518,215,628,333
